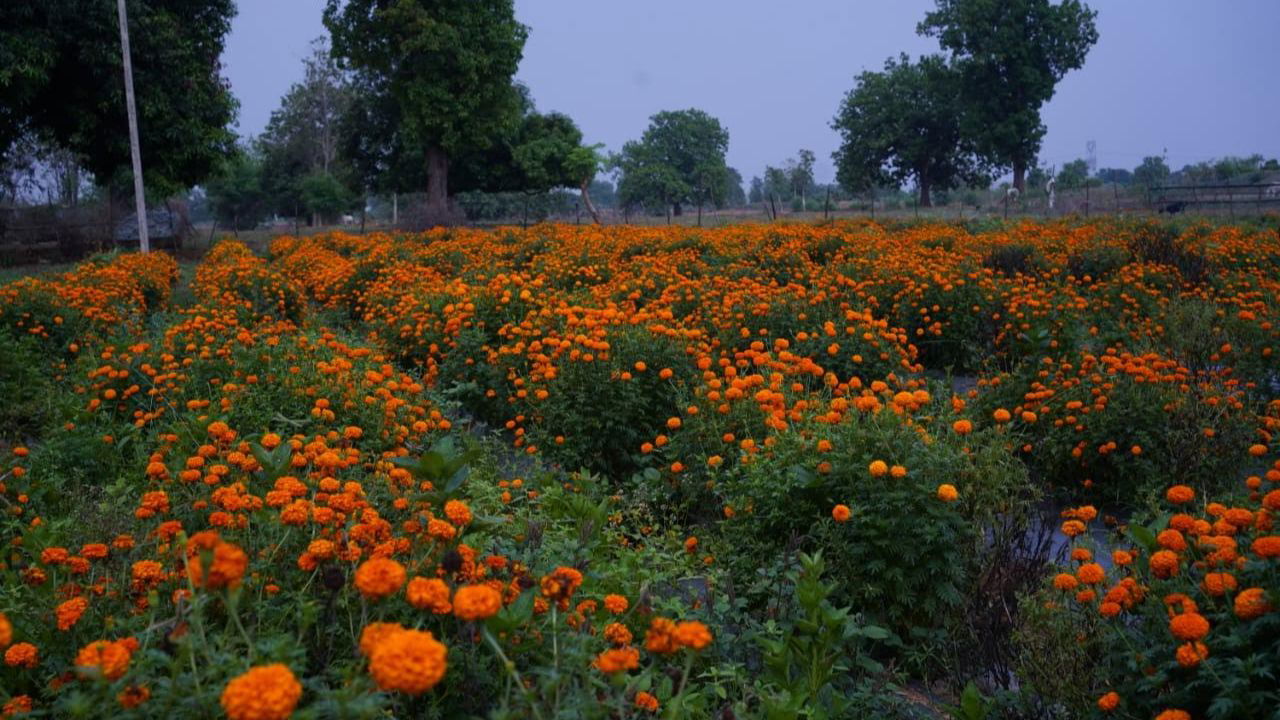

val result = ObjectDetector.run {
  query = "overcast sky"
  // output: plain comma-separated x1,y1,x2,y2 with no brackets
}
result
223,0,1280,185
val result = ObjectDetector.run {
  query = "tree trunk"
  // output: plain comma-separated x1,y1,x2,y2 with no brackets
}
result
1013,159,1027,194
919,180,932,208
425,145,450,225
672,202,682,217
580,179,601,224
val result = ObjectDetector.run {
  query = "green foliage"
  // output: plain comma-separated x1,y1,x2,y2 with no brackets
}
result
1055,159,1092,190
257,38,358,217
717,400,1031,641
300,171,355,222
614,109,731,215
833,54,987,206
1133,155,1171,188
755,552,891,717
919,0,1099,186
0,0,238,194
0,333,55,439
205,148,269,231
324,0,528,205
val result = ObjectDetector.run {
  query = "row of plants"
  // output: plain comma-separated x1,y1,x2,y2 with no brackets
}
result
0,217,1275,718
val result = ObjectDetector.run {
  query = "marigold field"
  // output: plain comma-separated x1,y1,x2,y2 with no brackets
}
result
0,218,1277,719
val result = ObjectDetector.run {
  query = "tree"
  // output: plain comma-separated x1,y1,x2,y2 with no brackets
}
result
789,149,816,210
1097,168,1132,186
832,54,986,207
919,0,1098,193
1055,159,1090,190
259,39,356,221
299,172,354,224
205,147,268,232
324,0,528,224
748,176,765,204
613,109,730,221
1132,156,1170,188
0,1,238,196
720,168,748,208
565,144,606,223
763,166,792,203
1027,163,1052,194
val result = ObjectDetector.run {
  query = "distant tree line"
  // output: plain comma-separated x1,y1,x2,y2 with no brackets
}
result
4,0,1278,231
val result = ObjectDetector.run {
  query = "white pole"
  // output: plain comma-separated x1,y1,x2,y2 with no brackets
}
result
117,0,149,253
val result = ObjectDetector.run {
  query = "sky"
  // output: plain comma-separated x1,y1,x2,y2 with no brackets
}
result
223,0,1280,186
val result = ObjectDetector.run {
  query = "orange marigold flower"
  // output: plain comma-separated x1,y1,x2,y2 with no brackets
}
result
832,504,851,522
406,577,452,614
1234,588,1271,620
117,684,151,709
643,617,679,654
1052,573,1079,591
353,557,406,600
604,622,633,646
634,691,659,713
1169,612,1210,641
603,594,629,614
188,541,249,590
936,484,959,503
75,640,131,681
540,566,584,604
219,664,303,720
993,408,1011,423
452,584,502,621
359,622,405,658
56,597,89,631
1149,550,1179,578
1157,529,1187,552
593,646,640,674
0,612,11,648
1175,641,1209,668
673,621,713,650
1096,691,1120,712
1076,563,1105,585
443,499,472,526
1252,535,1280,559
1165,485,1194,505
368,628,447,695
952,419,973,435
4,642,38,668
1154,710,1191,720
1201,572,1237,597
868,460,888,477
1,696,33,716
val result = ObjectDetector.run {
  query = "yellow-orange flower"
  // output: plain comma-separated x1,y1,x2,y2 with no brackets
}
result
832,504,851,522
603,594,629,614
1234,588,1271,620
56,597,89,632
453,584,502,621
75,640,132,680
220,664,303,720
593,646,640,674
368,628,448,694
406,577,452,614
673,621,713,650
936,484,959,503
1169,612,1210,642
353,557,406,600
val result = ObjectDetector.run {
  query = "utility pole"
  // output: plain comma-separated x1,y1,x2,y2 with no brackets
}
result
117,0,149,253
